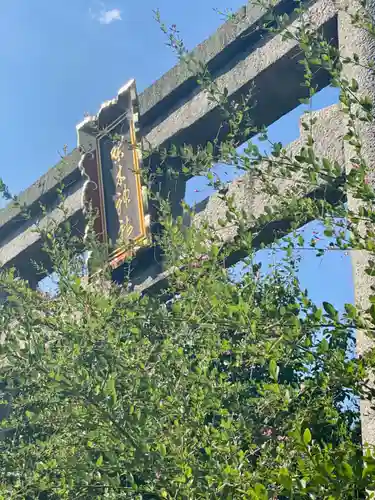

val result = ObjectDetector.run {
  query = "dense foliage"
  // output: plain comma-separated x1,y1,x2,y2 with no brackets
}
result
0,235,368,498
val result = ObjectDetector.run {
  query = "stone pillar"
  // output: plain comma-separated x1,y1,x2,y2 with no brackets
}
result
337,0,375,449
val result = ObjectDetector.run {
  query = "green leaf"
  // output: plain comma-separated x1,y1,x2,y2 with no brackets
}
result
206,141,213,155
279,469,293,490
322,157,331,170
318,338,329,353
344,303,357,319
106,377,117,405
295,154,307,163
370,304,375,322
323,301,337,320
254,483,266,496
351,78,359,92
365,260,375,277
303,428,312,445
313,308,322,321
341,462,353,479
159,443,167,456
96,455,103,466
269,359,279,381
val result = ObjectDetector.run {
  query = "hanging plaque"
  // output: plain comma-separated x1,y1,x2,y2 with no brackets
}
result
76,79,150,271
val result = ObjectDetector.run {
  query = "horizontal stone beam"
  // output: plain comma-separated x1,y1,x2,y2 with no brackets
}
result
0,101,344,285
144,0,337,149
0,150,81,247
139,0,292,131
132,103,345,293
132,177,344,297
1,0,337,230
0,181,85,286
192,104,344,241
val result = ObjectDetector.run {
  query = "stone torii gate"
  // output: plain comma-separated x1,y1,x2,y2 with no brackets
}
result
0,0,374,449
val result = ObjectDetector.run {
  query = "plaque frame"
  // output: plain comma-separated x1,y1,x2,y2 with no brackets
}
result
76,79,150,272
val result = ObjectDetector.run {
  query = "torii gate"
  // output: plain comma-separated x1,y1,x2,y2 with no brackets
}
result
0,0,374,448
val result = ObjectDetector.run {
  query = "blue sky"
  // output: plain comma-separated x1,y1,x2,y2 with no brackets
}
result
0,0,244,196
0,0,354,309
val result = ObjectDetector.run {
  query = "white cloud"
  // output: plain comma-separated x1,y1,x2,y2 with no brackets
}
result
91,7,122,25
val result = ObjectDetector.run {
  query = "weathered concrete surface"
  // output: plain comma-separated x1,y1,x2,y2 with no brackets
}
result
145,0,337,149
139,0,298,131
0,180,85,286
338,0,375,451
192,104,345,245
0,150,81,244
0,0,338,286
